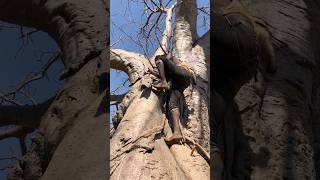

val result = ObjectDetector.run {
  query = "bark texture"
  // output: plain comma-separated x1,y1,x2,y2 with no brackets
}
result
213,0,320,179
0,0,108,179
110,0,210,179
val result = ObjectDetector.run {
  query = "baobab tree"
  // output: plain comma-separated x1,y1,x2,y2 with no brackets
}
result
213,0,320,180
110,0,210,179
0,0,108,179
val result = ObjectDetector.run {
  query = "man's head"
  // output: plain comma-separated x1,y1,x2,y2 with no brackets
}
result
155,54,167,61
156,54,183,65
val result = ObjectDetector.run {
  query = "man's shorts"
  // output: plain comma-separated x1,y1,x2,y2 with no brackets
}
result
167,89,183,112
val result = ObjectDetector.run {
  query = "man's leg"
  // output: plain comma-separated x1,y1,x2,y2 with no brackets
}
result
164,108,183,146
164,90,184,146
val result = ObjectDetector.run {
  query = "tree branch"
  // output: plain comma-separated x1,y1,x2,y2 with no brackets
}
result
152,4,175,59
0,126,33,141
110,49,153,83
110,94,125,103
0,97,54,128
0,52,60,106
15,52,60,92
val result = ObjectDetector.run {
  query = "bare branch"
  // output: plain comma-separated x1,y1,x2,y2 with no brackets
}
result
110,94,125,103
152,4,175,59
15,52,61,92
142,13,155,34
150,0,162,11
111,78,129,94
110,49,153,84
0,52,60,105
143,0,157,13
0,156,18,161
19,29,39,39
111,20,150,58
0,126,32,141
197,7,210,16
0,22,18,29
146,12,163,40
0,92,23,106
0,166,11,171
0,97,54,128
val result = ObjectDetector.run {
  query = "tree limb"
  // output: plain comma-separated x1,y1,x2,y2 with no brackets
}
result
0,97,54,128
110,94,125,103
0,126,33,141
152,4,175,59
0,52,60,105
110,49,153,83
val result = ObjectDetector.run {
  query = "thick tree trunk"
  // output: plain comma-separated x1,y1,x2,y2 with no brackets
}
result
214,0,320,179
110,49,209,180
110,0,210,179
0,0,108,179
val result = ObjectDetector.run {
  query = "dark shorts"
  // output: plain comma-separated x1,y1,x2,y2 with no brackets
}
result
167,89,183,112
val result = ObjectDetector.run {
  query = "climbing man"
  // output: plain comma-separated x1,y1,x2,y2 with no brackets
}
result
150,54,194,146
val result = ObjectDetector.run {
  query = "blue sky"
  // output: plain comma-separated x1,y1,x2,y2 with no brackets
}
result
0,24,63,179
110,0,210,121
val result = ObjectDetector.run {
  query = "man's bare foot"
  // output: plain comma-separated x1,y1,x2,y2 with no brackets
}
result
153,81,169,91
164,134,183,146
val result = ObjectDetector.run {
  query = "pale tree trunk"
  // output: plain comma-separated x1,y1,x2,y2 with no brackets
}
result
0,0,108,179
110,0,210,179
213,0,320,179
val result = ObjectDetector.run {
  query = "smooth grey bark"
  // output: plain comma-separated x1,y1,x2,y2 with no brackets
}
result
213,0,320,179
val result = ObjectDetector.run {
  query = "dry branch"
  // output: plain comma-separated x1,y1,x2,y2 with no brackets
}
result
110,49,152,83
0,52,60,105
0,97,54,128
110,94,125,103
0,126,32,141
152,4,175,59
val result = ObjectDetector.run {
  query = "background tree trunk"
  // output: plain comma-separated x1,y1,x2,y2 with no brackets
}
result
0,0,108,179
213,0,320,179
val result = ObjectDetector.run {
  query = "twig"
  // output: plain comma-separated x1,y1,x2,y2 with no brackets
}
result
0,52,60,105
0,126,29,140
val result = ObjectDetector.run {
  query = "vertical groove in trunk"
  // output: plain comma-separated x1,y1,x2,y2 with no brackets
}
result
216,0,320,179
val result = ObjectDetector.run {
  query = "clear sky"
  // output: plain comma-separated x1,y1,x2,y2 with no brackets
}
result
0,24,63,179
110,0,210,121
